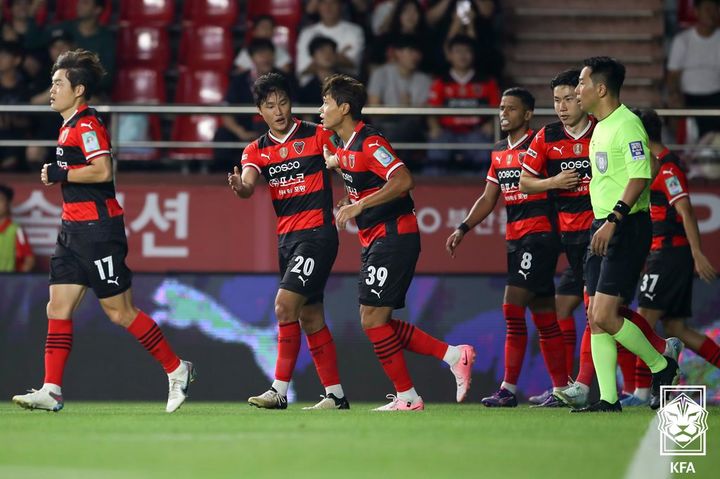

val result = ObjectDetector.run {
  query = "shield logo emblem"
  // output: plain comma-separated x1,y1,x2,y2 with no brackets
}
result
573,143,583,155
595,152,609,174
349,154,355,168
518,152,526,164
341,155,348,167
506,154,512,165
293,141,305,155
59,128,69,143
279,147,288,159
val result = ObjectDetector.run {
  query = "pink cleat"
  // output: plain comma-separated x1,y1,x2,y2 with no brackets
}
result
372,394,425,411
450,345,476,402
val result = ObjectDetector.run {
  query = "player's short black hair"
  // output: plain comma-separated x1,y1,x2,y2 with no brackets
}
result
252,72,292,107
502,87,535,111
391,34,421,51
247,38,275,57
253,14,275,28
583,56,625,97
309,36,337,56
51,49,106,100
447,34,475,51
321,74,366,121
550,69,581,90
0,184,14,203
634,108,662,143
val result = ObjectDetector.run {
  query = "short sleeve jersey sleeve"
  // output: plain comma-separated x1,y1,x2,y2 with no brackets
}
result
658,162,690,205
241,141,262,174
361,135,405,181
522,129,549,177
76,119,111,163
616,117,652,180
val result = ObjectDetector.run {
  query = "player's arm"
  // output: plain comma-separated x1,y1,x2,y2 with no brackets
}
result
674,197,717,283
519,134,578,194
446,180,500,258
16,227,35,273
228,165,259,199
42,155,113,185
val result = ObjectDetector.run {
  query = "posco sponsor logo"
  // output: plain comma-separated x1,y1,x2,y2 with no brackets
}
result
560,160,590,170
497,169,521,180
268,160,301,176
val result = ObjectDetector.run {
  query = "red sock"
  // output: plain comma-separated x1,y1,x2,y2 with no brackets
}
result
503,304,527,385
697,336,720,367
557,316,576,376
532,311,568,387
389,319,448,360
44,319,73,386
617,345,636,393
306,326,340,387
618,306,665,353
127,311,181,374
273,321,301,382
365,324,413,392
576,324,595,386
635,357,652,388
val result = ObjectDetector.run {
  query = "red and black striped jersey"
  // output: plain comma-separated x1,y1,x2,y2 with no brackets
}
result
487,129,555,242
335,121,418,248
242,119,337,243
522,118,595,244
427,72,500,133
650,149,689,251
56,105,123,230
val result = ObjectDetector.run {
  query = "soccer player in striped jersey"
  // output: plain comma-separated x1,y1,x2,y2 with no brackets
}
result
620,109,718,407
447,87,570,407
228,73,349,410
320,74,475,411
519,69,594,405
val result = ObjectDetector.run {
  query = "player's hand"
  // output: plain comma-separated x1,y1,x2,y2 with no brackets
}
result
445,230,465,258
335,201,363,230
41,163,55,186
336,196,351,208
552,169,580,190
323,144,339,169
590,221,616,256
693,252,717,283
228,166,242,191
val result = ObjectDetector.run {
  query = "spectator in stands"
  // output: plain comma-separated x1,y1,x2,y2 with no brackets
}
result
296,0,364,84
369,0,431,71
55,0,114,93
667,0,720,138
297,36,339,106
367,35,432,144
304,0,371,28
0,41,30,171
213,39,291,171
0,183,34,272
1,0,45,50
426,35,500,174
425,0,503,77
234,15,292,74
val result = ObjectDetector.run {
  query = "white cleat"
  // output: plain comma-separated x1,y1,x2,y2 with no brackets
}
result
12,387,64,412
553,382,589,409
302,393,350,410
248,388,288,409
372,394,424,411
664,337,684,362
166,360,196,413
450,345,476,402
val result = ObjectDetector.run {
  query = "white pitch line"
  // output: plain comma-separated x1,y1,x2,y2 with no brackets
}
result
625,415,671,479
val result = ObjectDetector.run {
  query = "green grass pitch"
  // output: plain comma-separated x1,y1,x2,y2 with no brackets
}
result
0,403,718,479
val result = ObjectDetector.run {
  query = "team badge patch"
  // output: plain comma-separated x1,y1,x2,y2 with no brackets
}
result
665,175,683,196
349,154,355,168
595,151,608,173
293,141,304,155
372,146,394,166
573,143,583,155
279,147,288,159
81,131,100,152
59,128,70,143
629,141,646,161
526,148,537,158
506,154,512,165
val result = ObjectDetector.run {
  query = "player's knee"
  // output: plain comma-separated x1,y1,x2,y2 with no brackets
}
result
46,300,71,319
663,320,685,337
103,305,136,327
360,306,385,330
275,300,299,324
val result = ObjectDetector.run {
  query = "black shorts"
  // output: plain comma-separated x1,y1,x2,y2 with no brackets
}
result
506,233,560,297
359,233,420,309
585,212,651,303
557,241,588,297
278,235,338,305
637,247,693,318
49,227,132,299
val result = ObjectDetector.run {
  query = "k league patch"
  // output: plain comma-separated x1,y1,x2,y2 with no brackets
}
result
526,148,537,158
372,146,394,166
665,175,683,196
629,141,645,161
82,131,100,152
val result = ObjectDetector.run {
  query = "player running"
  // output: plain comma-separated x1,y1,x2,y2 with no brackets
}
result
12,50,195,413
620,108,718,407
447,87,570,407
228,73,349,410
320,74,475,411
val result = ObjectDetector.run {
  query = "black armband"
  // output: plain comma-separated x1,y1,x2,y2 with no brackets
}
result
47,163,68,183
613,200,630,217
457,222,470,234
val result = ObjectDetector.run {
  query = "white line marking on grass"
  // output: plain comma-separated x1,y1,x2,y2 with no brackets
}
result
624,416,670,479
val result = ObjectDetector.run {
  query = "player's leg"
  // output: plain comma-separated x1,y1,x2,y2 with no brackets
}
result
12,283,87,411
664,319,720,368
529,294,570,407
619,307,666,406
556,294,582,378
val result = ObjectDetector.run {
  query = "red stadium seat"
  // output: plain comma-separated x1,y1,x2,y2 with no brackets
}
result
54,0,112,25
182,0,238,27
117,25,170,69
119,0,174,26
169,115,220,160
178,25,233,71
246,0,302,60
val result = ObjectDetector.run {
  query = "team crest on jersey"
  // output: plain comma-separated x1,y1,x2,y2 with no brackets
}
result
372,146,394,166
293,141,304,155
59,128,70,143
279,147,289,159
82,131,100,152
349,154,355,168
629,141,645,161
506,154,512,165
341,155,348,167
518,152,526,163
595,151,608,173
573,143,583,155
665,176,683,196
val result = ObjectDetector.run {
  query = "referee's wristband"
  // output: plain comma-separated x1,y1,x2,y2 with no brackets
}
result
457,222,470,234
613,200,630,217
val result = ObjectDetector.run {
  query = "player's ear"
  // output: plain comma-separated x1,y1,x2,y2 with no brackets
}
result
74,83,86,100
524,109,533,122
596,82,607,99
340,102,350,116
